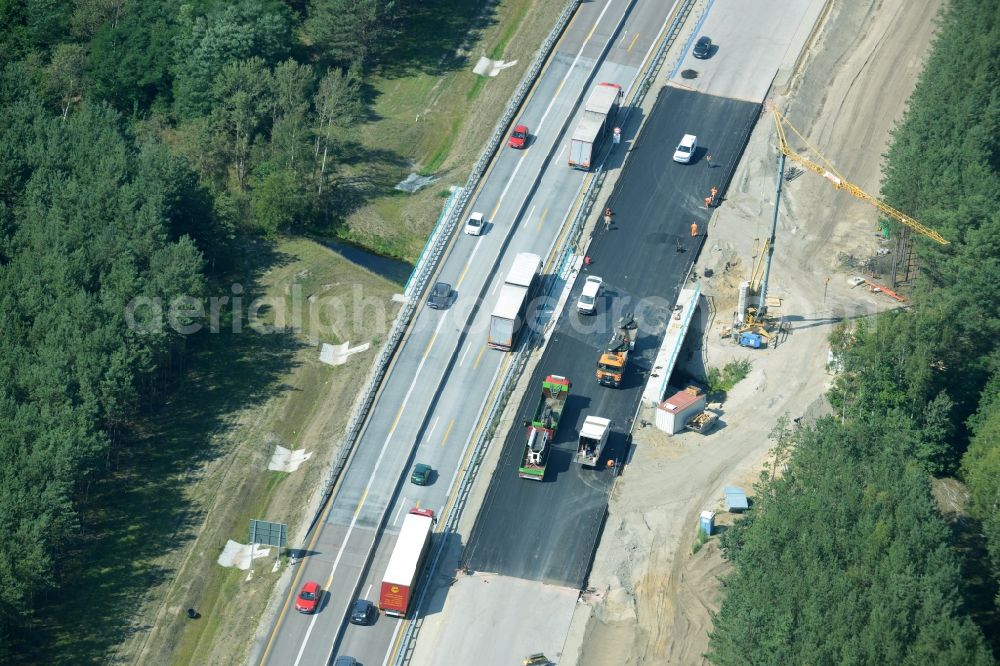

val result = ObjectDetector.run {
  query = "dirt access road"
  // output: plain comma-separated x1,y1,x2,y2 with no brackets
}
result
564,0,945,663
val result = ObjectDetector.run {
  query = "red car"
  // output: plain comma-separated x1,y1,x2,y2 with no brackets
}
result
508,124,529,149
295,581,321,613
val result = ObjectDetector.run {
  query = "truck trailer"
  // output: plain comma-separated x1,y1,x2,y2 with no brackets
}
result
576,415,612,467
488,252,542,351
519,375,570,480
568,82,623,170
378,508,435,618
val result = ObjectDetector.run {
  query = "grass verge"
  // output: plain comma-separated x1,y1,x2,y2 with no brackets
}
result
340,0,569,261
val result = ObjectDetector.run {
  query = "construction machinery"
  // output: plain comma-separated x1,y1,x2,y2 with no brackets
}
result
734,106,949,342
771,107,948,245
519,375,570,481
596,314,637,387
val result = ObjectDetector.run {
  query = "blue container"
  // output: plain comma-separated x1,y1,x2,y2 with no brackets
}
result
739,332,763,349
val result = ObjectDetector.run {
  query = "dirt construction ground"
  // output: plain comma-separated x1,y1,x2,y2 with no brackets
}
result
565,0,944,663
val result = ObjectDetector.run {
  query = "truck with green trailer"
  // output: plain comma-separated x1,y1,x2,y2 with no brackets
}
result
518,375,570,481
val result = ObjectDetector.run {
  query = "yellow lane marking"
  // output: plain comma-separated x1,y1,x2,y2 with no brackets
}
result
472,345,486,370
536,207,549,233
353,490,369,519
440,419,456,447
627,32,640,53
456,260,472,289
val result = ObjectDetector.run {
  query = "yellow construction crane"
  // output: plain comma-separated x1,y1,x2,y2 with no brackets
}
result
770,106,948,245
735,107,948,348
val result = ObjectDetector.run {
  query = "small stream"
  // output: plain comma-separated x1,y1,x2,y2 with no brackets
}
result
324,240,414,286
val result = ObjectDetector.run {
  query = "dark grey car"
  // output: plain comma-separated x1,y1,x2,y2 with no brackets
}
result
693,36,712,59
349,598,376,625
427,282,452,309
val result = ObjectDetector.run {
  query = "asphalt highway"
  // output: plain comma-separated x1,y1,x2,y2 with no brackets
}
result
250,1,674,665
463,87,761,587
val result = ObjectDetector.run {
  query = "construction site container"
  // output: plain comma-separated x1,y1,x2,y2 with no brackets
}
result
724,487,748,512
655,389,707,434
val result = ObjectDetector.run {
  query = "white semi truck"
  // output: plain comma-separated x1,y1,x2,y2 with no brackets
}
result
488,252,542,351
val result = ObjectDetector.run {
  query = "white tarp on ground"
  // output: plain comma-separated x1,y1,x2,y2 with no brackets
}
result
473,56,519,77
668,0,827,102
267,445,312,472
217,540,271,570
396,172,438,192
320,341,370,366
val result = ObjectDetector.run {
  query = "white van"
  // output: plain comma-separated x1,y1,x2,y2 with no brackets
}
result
577,276,603,314
673,134,697,163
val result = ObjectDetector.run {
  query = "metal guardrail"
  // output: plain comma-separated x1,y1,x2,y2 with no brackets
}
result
403,187,462,298
393,0,699,662
315,0,584,515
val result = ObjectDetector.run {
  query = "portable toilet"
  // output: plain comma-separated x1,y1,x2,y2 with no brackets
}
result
724,487,749,512
699,510,715,536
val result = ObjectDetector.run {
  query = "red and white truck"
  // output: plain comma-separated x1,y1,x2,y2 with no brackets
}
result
379,507,435,618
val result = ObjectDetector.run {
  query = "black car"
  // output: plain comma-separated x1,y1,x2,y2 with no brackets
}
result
349,598,376,625
693,36,712,59
427,282,452,309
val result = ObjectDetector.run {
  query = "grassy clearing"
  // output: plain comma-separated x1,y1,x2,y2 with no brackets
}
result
33,237,402,666
692,529,711,554
707,359,752,401
340,0,569,261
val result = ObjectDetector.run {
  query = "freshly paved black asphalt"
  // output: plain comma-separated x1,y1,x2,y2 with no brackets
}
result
463,87,761,588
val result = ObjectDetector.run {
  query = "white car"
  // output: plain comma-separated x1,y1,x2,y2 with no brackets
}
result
673,134,697,163
577,275,603,314
465,212,485,236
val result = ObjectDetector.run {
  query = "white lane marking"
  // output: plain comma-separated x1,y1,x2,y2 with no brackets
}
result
382,621,404,666
426,416,440,440
392,499,407,527
455,229,484,290
443,360,505,502
458,340,473,367
365,584,372,601
294,312,452,666
491,278,501,295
